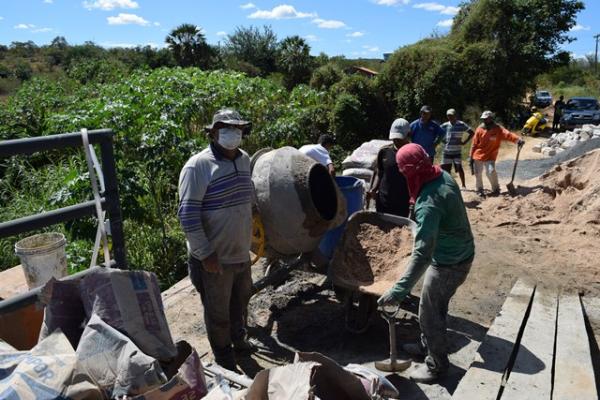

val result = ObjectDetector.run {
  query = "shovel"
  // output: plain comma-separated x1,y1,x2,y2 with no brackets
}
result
506,143,523,196
375,304,411,373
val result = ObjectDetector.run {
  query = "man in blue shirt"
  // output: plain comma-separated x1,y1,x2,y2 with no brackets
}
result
409,105,446,162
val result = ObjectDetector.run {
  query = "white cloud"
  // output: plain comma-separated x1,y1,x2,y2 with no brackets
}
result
374,0,410,5
153,21,160,26
14,23,36,29
44,0,54,3
248,5,315,19
363,45,380,52
216,31,227,36
414,2,460,15
312,18,346,29
347,31,365,38
437,18,453,27
240,2,256,9
83,0,139,11
571,24,590,32
32,27,54,33
304,34,318,42
0,16,4,20
107,13,150,26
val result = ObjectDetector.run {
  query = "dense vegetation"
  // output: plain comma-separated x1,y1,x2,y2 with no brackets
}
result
0,0,588,288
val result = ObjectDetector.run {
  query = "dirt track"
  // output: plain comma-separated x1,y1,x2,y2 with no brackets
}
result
163,138,600,399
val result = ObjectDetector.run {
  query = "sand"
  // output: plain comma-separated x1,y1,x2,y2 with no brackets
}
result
331,222,413,296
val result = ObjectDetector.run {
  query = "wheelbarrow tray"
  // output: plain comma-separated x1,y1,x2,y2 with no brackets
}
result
329,211,416,297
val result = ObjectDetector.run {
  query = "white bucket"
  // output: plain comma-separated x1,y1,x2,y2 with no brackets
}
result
15,232,68,289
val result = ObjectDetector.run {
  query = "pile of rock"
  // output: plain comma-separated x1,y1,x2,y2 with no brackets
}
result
533,124,600,157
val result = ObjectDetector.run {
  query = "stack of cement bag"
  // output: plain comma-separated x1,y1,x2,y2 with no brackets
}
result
533,124,600,157
342,140,391,184
0,268,208,399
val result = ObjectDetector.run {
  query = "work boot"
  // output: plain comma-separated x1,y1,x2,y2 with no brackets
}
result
477,189,485,198
213,346,238,372
409,363,442,384
233,337,257,353
490,188,500,197
402,342,426,357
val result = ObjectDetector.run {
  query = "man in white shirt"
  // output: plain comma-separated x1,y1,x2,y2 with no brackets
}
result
299,134,336,177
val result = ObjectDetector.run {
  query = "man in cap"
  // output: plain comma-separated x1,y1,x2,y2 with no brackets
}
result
367,118,411,217
378,143,475,383
553,95,565,131
440,109,474,188
178,108,254,371
409,105,446,162
470,110,524,197
299,134,336,177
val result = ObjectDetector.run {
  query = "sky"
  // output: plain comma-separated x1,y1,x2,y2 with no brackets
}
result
0,0,598,59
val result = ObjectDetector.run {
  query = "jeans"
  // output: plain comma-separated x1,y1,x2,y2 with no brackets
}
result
188,256,252,358
474,160,499,192
419,258,472,372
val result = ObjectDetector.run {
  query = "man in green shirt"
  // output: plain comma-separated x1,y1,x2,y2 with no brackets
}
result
378,143,475,383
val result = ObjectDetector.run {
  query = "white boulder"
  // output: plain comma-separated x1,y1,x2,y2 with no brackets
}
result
542,147,556,157
532,144,543,153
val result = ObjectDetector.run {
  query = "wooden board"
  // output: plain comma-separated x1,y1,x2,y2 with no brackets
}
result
502,287,557,400
452,279,535,400
553,295,598,400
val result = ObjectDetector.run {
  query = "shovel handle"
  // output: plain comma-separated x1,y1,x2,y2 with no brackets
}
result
509,144,522,184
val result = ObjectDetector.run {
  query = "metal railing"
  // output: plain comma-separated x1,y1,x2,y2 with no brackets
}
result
0,129,127,313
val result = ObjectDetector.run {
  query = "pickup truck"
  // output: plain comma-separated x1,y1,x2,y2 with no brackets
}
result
533,90,553,108
560,97,600,129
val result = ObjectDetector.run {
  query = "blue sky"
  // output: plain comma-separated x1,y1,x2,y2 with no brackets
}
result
0,0,597,59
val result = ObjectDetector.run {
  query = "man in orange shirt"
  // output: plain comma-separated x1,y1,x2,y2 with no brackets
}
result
470,111,524,197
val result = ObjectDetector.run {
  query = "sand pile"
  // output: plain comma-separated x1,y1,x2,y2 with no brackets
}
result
331,222,413,296
478,149,600,227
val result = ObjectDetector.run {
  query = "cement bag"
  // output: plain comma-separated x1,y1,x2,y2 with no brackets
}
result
342,168,374,182
80,268,177,361
0,330,102,399
130,341,209,400
294,352,371,400
38,277,86,348
76,313,167,398
344,364,399,398
342,140,390,170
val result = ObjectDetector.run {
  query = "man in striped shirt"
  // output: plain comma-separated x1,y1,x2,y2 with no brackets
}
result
440,109,474,188
178,109,254,371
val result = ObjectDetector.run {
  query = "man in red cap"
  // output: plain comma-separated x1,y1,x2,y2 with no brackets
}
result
378,143,475,383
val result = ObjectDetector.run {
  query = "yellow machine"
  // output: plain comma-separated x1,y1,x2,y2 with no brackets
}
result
522,111,550,136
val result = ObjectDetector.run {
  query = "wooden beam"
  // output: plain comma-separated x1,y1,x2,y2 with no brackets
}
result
452,279,535,400
553,295,598,400
502,287,557,400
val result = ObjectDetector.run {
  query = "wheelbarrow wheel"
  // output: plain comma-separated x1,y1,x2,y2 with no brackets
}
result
344,291,377,334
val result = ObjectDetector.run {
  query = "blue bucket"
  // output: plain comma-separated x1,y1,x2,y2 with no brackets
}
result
318,176,365,259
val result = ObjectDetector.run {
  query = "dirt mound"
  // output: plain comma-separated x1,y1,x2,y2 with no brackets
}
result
475,149,600,227
331,222,413,296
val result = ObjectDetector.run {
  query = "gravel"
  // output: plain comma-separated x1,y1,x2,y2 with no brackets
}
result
495,137,600,181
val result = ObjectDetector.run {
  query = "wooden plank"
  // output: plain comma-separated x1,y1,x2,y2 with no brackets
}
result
452,279,535,400
502,288,557,400
553,295,598,400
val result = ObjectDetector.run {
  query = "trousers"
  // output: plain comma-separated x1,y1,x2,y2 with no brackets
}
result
188,256,252,357
419,258,472,372
474,160,499,192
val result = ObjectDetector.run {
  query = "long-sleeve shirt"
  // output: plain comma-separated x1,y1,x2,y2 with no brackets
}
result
177,143,253,264
389,171,475,301
470,123,520,161
409,119,446,159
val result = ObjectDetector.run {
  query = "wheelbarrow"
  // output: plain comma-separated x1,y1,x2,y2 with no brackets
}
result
329,210,416,333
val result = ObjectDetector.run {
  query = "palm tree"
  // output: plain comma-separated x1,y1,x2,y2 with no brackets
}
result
165,24,214,68
278,36,312,89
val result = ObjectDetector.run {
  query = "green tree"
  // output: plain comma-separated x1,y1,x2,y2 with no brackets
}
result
277,35,313,89
224,25,278,76
165,23,216,68
14,62,33,82
379,0,584,120
310,63,344,91
46,36,69,66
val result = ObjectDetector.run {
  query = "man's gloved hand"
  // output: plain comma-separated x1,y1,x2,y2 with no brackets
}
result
517,139,525,148
378,286,407,307
468,157,475,175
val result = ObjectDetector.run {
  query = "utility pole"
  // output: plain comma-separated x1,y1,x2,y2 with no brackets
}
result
595,34,600,75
